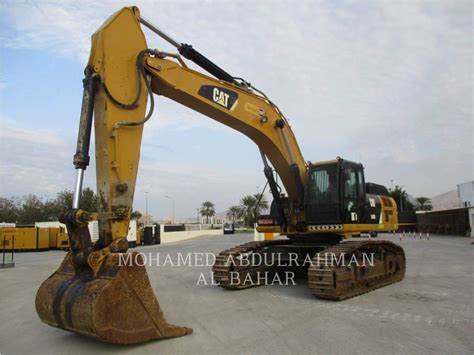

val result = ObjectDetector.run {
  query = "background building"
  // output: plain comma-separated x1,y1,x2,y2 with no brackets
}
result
457,181,473,207
417,180,474,237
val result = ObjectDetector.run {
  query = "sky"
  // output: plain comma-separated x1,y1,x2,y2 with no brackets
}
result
0,0,472,220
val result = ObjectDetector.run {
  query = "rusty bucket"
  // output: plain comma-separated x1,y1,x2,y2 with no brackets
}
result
35,251,192,344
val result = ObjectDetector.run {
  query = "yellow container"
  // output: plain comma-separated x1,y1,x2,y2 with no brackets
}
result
47,227,61,249
1,227,55,251
0,228,17,250
56,232,70,250
37,228,50,250
16,227,38,250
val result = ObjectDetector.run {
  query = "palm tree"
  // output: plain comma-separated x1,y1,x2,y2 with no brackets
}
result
200,201,215,224
240,195,256,227
239,194,269,227
388,185,414,211
226,205,242,222
415,197,433,211
253,193,269,215
130,210,142,220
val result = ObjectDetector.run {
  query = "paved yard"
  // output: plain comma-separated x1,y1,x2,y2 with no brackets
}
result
0,233,473,354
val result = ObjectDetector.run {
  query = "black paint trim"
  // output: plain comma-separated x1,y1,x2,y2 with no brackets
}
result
198,85,238,110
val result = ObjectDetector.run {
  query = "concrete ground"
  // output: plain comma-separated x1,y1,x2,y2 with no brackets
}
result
0,233,473,354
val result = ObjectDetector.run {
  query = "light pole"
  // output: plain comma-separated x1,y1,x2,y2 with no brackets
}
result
165,195,175,223
196,208,200,223
145,191,149,225
390,179,394,191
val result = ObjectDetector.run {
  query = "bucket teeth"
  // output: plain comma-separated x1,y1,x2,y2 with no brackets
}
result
35,252,192,344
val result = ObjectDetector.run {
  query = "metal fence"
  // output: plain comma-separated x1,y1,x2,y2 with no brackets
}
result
416,207,471,236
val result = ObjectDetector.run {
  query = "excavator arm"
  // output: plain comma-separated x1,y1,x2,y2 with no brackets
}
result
36,6,306,344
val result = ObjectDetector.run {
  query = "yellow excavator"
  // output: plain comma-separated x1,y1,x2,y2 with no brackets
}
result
36,6,405,344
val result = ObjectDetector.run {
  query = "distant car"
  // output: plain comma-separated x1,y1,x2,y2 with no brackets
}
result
223,223,235,235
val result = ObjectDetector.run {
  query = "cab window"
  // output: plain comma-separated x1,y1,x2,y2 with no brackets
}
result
308,165,338,204
343,167,357,199
357,169,365,199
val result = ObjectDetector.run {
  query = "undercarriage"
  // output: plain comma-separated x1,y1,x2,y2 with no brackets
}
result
212,237,406,300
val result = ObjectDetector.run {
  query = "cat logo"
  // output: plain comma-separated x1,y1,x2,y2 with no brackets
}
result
213,88,229,107
198,85,238,110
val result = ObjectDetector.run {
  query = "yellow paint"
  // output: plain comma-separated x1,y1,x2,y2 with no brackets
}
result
264,232,275,241
46,227,61,248
56,233,70,249
15,228,38,249
256,225,282,233
0,227,51,250
87,7,148,241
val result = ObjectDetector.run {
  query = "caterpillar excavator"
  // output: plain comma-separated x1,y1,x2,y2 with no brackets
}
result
36,6,405,345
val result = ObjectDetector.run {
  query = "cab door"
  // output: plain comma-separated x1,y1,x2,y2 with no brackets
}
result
342,163,366,223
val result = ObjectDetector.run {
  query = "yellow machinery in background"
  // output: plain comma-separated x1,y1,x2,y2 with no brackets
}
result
45,227,70,250
46,227,61,249
36,228,50,250
0,228,17,252
0,227,69,251
56,232,70,250
0,227,48,251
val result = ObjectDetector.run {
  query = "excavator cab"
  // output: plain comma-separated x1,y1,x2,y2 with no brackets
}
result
258,158,391,231
305,158,367,225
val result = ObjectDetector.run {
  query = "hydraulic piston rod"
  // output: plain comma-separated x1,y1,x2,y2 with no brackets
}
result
72,67,98,208
139,16,180,49
139,16,237,84
72,169,84,209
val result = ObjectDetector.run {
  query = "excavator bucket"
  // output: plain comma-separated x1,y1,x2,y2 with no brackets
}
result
35,251,192,344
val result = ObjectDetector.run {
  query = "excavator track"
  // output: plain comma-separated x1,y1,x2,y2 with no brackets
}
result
212,240,288,289
307,240,405,301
